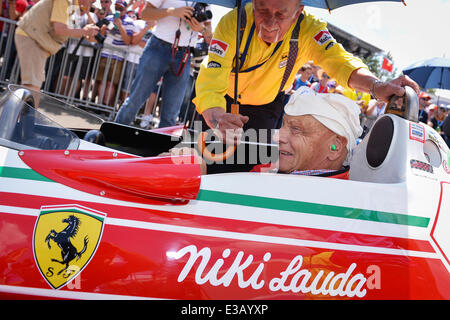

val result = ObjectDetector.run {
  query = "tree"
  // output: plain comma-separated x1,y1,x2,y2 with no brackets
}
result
362,52,398,82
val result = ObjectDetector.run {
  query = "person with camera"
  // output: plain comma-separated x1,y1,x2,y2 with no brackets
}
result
92,0,135,107
114,1,212,128
57,4,99,100
14,0,99,94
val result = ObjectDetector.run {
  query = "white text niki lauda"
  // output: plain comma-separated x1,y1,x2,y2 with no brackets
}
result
173,245,370,298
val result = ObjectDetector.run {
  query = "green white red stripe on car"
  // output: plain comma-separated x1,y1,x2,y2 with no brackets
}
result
1,146,450,299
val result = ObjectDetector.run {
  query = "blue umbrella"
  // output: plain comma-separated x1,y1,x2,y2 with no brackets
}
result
403,57,450,90
201,0,405,9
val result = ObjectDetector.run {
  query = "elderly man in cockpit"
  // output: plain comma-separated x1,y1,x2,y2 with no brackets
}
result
251,87,362,179
168,87,363,179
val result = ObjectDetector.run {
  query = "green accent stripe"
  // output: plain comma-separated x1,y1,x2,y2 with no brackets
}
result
40,208,104,222
197,190,430,228
1,166,429,228
0,166,53,183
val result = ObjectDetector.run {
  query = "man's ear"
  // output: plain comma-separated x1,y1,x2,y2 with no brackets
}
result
295,5,305,19
327,135,347,162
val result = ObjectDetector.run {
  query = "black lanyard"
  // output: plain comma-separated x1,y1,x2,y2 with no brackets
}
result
171,28,190,76
232,14,304,93
171,1,203,76
238,22,282,73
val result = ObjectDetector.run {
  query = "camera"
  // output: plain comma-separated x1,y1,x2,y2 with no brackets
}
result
191,41,209,75
191,41,209,58
191,2,212,22
94,16,115,44
94,18,109,43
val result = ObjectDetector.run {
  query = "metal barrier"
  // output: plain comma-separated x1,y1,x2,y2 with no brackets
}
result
0,17,160,122
0,17,21,86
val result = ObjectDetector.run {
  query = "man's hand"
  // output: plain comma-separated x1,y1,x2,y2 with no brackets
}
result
349,68,420,103
167,6,193,21
185,17,204,32
372,75,420,103
100,24,108,35
113,16,122,28
202,107,249,145
83,24,99,38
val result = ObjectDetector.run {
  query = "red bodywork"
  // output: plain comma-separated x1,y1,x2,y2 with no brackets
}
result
0,150,449,299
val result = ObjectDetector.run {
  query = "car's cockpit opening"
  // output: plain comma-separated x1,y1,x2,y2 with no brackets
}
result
0,85,82,151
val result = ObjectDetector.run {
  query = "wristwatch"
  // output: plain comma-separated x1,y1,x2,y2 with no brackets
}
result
370,79,383,100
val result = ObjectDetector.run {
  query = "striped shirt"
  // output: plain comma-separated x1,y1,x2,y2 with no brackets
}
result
251,164,350,179
101,14,135,61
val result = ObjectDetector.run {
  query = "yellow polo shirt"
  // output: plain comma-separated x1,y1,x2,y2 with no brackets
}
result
194,3,368,113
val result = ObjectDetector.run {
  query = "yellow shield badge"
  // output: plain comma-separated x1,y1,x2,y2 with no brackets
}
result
33,205,106,289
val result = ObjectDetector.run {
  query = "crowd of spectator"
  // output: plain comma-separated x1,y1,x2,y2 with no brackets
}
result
51,0,160,117
0,0,211,130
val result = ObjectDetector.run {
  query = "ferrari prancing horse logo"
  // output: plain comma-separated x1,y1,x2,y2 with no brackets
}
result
33,205,106,289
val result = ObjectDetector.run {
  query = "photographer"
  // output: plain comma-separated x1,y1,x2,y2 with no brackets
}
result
14,0,99,93
114,1,212,128
92,0,135,106
57,4,98,100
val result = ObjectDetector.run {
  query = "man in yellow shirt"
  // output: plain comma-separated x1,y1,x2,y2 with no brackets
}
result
15,0,99,92
194,0,419,145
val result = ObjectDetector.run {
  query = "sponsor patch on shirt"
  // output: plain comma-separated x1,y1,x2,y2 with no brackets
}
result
325,41,335,50
209,39,229,58
207,61,222,68
279,53,288,69
313,30,333,46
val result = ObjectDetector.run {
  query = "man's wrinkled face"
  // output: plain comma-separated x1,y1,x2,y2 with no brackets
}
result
253,0,303,43
274,115,336,173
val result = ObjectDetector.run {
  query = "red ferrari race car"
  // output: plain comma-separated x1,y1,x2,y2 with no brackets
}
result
0,85,449,299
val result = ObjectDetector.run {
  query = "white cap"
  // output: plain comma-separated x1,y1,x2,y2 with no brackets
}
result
284,86,363,154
